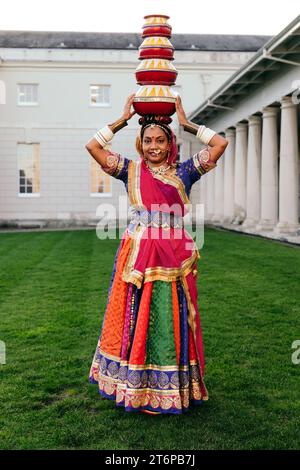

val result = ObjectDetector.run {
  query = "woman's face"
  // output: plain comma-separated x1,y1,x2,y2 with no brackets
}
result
142,126,170,165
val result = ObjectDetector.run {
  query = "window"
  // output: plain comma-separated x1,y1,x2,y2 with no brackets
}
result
90,85,110,106
17,84,38,105
17,143,40,196
90,158,111,196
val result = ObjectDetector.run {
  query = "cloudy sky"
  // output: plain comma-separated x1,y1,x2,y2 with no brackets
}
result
0,0,299,35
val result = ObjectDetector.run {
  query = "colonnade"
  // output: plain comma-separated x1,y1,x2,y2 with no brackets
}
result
201,96,299,234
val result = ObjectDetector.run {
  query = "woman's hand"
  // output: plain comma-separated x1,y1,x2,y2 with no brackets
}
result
121,93,136,121
175,95,188,126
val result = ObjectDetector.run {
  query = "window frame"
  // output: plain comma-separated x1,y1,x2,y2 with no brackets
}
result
89,84,111,108
90,158,112,197
17,142,41,197
17,83,39,106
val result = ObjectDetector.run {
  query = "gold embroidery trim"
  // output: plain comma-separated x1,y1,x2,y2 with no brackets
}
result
114,154,125,177
122,225,146,286
181,275,209,400
193,152,217,175
151,170,191,207
97,348,198,370
128,160,136,205
96,375,206,407
128,160,145,209
122,248,200,289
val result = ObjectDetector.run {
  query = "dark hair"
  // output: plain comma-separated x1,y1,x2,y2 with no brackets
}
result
139,115,172,142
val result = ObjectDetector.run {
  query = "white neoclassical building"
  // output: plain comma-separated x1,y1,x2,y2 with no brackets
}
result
0,29,270,228
184,15,300,242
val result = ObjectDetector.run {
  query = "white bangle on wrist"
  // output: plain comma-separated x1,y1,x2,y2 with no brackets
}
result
196,125,216,145
94,133,106,147
100,125,114,141
94,125,114,148
94,126,114,150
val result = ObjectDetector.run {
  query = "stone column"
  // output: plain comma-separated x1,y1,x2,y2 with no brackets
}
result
256,106,279,231
243,115,262,228
205,169,215,222
211,154,225,223
275,96,299,234
223,128,235,224
233,122,248,224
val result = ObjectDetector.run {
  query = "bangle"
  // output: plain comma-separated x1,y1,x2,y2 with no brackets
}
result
183,121,199,136
183,121,216,145
93,119,128,149
94,125,114,148
109,118,128,134
196,126,216,145
193,148,217,175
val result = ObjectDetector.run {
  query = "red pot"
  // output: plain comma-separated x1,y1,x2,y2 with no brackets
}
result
142,25,172,38
135,69,177,85
133,100,175,116
133,84,177,116
139,47,174,60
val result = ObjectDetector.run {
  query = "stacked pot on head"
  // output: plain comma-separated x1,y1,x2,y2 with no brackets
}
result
133,14,178,117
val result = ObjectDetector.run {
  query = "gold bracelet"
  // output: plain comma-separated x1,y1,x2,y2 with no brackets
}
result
109,117,128,134
183,121,199,136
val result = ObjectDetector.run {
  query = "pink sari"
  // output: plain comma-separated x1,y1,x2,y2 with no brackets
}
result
122,158,207,380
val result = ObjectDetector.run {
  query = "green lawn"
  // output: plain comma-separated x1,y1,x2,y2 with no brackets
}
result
0,227,299,450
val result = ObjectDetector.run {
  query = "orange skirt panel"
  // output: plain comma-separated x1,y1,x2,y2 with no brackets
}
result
99,236,132,356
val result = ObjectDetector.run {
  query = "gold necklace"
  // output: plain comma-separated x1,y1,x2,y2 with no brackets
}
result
145,160,171,175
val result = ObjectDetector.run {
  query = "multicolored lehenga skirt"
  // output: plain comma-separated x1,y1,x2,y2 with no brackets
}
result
89,228,209,415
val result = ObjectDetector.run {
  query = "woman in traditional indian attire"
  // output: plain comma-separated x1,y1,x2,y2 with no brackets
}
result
86,94,228,415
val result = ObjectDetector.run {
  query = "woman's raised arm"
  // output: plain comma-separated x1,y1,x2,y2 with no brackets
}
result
175,95,228,164
85,93,136,174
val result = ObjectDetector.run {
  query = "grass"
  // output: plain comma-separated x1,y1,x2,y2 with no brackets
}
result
0,227,299,450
